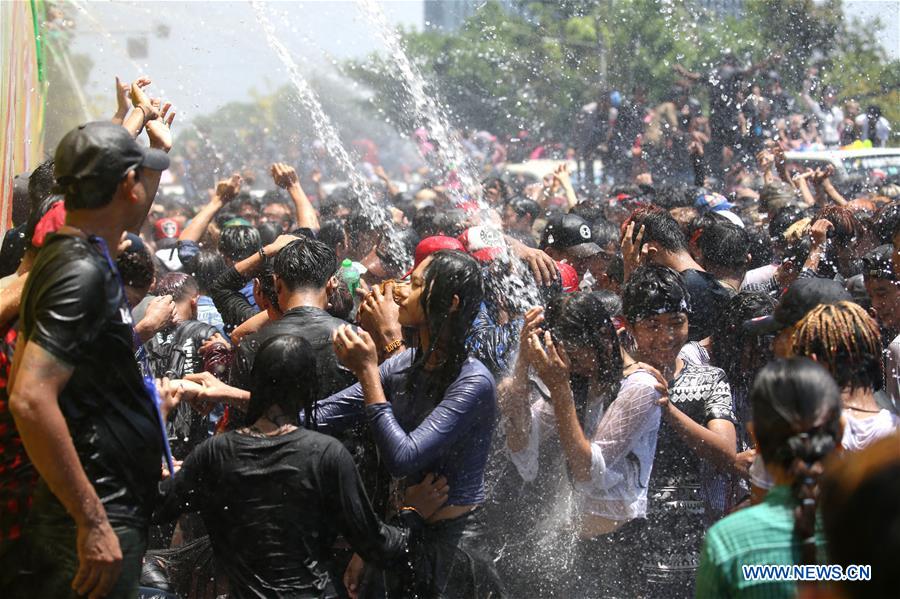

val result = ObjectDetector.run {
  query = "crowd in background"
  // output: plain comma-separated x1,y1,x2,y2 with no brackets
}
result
0,51,899,599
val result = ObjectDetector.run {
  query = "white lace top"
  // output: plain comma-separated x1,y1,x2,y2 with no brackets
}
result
507,370,662,522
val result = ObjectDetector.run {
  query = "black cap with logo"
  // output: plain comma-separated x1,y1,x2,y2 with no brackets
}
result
53,121,169,203
540,213,602,258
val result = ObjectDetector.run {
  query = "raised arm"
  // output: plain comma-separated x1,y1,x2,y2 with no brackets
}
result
180,175,239,243
333,325,493,477
271,163,319,231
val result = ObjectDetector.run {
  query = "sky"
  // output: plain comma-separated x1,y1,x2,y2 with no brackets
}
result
63,0,899,125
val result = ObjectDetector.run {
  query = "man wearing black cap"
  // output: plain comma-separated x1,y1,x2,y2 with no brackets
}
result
540,212,613,288
744,276,852,358
8,119,172,599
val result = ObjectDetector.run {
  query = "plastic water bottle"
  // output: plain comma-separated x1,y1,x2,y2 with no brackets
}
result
339,258,360,296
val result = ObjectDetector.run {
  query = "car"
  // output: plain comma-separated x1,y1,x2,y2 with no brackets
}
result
783,148,900,182
497,158,582,188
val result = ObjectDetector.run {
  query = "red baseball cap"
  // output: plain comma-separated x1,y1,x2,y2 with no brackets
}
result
31,201,66,248
556,261,579,293
457,225,505,262
404,235,465,278
154,217,181,240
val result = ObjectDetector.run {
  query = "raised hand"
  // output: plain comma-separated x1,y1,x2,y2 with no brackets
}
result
270,162,299,189
113,76,130,123
358,281,402,354
333,325,379,375
528,330,571,392
621,221,649,280
129,76,158,122
146,100,176,152
216,174,243,203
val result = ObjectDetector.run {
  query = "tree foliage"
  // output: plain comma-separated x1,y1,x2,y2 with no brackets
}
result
346,0,898,144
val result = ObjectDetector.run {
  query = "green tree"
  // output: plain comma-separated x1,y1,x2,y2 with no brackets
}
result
346,0,897,144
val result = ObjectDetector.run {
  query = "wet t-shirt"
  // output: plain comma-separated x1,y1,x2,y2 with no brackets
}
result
680,269,734,341
19,234,163,527
155,427,413,599
316,350,497,506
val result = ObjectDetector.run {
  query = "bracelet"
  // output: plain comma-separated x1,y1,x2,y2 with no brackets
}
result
383,339,403,355
259,246,267,262
399,506,420,515
135,105,149,121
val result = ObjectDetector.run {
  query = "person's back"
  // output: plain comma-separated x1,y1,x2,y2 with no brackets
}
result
161,427,378,598
697,484,827,598
236,306,354,399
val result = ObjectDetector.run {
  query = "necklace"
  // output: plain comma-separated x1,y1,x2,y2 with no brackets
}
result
843,404,882,414
242,422,297,437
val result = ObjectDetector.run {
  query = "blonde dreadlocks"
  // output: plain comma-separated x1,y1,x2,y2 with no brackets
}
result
792,301,883,390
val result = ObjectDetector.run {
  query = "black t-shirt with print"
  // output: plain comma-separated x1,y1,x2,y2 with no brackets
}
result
20,234,163,527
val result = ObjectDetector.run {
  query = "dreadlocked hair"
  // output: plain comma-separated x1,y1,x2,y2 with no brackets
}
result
408,250,484,403
791,301,882,391
750,358,842,565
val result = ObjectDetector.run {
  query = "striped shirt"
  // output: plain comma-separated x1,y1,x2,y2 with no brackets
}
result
695,485,826,598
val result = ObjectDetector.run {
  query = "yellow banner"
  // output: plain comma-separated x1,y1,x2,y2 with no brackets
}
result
1,0,46,235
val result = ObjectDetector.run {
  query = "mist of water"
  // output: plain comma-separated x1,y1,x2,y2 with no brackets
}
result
251,0,408,268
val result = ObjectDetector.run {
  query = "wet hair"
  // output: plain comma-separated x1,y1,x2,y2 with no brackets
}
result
750,358,842,565
791,301,882,391
769,205,812,241
545,291,623,387
590,219,619,251
434,209,467,237
245,335,319,427
821,433,900,599
759,182,797,215
272,237,337,291
621,264,690,323
226,192,260,217
482,176,510,203
814,205,862,247
569,199,604,225
256,261,280,312
256,220,281,247
413,205,439,238
744,226,774,270
698,222,750,271
154,272,200,302
218,225,261,263
186,250,226,294
378,228,419,278
317,219,347,252
712,291,776,388
412,250,484,402
654,183,697,209
507,196,541,221
117,244,155,291
625,206,687,252
872,201,900,245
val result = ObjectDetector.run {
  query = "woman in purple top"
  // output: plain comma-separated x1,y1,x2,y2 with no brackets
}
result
317,250,504,598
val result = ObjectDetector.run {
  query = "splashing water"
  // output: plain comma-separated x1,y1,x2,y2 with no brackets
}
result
356,0,483,206
251,0,408,268
357,0,542,313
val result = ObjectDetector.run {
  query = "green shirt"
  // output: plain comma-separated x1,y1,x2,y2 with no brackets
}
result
695,485,827,599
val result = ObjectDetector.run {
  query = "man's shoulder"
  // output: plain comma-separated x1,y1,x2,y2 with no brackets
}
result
27,236,109,299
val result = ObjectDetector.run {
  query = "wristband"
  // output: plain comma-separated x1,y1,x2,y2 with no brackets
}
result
383,339,403,355
259,246,267,262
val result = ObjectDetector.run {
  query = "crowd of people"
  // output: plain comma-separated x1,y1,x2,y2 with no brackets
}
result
0,55,899,599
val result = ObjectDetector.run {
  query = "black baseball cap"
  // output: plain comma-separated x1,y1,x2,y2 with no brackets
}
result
53,121,169,201
744,277,852,335
540,213,602,259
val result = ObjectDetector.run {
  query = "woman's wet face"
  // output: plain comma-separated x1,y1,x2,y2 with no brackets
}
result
398,257,431,328
630,312,689,365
